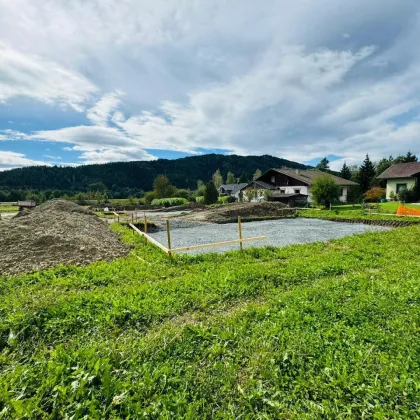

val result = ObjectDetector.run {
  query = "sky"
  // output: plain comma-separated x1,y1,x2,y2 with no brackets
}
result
0,0,419,171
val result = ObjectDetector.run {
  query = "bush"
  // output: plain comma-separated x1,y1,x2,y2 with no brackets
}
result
398,187,416,203
311,176,340,208
364,187,386,202
144,191,157,205
195,196,205,204
204,181,219,205
151,197,189,207
217,196,236,204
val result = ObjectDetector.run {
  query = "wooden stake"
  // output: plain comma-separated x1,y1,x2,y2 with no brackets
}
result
144,213,147,234
166,219,172,256
238,216,243,251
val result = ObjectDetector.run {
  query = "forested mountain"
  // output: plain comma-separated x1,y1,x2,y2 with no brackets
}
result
0,154,310,194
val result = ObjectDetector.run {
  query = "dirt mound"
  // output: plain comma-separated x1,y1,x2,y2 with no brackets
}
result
0,200,131,276
180,202,291,224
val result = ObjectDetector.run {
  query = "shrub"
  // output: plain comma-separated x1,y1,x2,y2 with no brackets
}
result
364,187,386,202
144,191,157,205
311,176,340,208
398,187,416,203
195,196,205,204
204,181,218,205
217,196,235,204
151,197,189,207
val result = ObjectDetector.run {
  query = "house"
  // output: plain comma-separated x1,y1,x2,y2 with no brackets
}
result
17,200,36,211
240,168,358,205
377,162,420,199
218,183,248,200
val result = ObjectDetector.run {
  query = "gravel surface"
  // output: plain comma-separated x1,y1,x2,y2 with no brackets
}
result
0,200,131,276
149,218,390,254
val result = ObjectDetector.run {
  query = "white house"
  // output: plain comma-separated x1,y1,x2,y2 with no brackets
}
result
377,162,420,199
240,168,358,204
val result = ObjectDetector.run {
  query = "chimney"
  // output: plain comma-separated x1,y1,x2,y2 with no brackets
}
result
295,169,300,175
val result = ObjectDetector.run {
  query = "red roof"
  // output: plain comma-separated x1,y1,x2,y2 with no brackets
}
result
377,162,420,179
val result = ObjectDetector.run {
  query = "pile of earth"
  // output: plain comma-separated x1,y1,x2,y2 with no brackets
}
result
179,202,292,224
0,200,131,276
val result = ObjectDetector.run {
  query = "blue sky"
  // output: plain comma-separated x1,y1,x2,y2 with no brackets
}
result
0,0,419,171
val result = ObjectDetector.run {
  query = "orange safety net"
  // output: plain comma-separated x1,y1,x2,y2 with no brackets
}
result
397,204,420,216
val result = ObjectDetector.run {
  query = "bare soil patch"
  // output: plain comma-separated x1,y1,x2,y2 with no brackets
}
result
178,202,291,224
0,200,131,276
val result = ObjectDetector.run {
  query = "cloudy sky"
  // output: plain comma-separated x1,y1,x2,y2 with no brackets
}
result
0,0,419,170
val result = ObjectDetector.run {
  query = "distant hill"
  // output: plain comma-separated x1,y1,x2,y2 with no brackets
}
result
0,154,310,192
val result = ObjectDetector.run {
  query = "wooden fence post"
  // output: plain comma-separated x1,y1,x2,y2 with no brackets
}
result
166,220,172,257
144,213,147,234
238,216,243,251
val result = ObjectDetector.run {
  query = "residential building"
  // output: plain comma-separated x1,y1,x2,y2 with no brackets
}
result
218,183,248,200
240,168,358,204
377,162,420,199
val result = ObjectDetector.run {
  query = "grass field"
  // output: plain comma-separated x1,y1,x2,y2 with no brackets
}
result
1,223,420,418
0,205,18,213
302,203,420,222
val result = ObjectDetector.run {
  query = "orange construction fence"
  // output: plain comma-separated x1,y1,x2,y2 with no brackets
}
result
397,204,420,216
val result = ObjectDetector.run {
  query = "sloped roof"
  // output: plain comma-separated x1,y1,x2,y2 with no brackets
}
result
377,162,420,179
219,183,248,194
272,169,358,186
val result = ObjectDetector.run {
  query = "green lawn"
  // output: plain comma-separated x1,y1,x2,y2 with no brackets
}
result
0,205,18,213
1,224,420,418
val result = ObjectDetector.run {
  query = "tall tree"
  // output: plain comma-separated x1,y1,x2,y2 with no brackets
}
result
393,151,417,164
358,155,376,193
253,169,262,180
204,181,219,205
212,169,223,188
153,175,176,198
316,157,330,172
226,172,236,184
311,176,340,208
339,162,352,180
238,173,248,183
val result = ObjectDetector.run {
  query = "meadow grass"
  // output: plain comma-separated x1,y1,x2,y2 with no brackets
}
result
1,223,420,418
0,205,18,213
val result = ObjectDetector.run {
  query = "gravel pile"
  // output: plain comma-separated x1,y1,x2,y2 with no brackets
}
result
0,200,131,276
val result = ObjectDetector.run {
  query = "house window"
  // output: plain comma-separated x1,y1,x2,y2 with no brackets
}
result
280,189,286,194
294,189,300,194
396,184,407,193
340,188,344,196
271,176,275,184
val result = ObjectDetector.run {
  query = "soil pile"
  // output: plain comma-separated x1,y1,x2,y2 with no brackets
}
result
0,200,131,276
179,202,291,224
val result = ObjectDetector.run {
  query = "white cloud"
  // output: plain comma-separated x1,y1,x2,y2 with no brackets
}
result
0,43,97,111
0,151,49,170
87,91,125,126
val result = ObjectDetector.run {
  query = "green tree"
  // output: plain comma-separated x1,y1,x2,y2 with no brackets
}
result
253,169,262,180
339,162,352,180
311,176,340,208
226,172,236,184
358,155,376,193
204,181,219,205
74,192,88,205
316,157,330,172
238,173,248,183
394,151,418,164
212,169,223,188
88,182,107,193
153,175,176,198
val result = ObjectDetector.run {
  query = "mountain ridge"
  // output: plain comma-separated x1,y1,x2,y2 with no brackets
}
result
0,154,311,192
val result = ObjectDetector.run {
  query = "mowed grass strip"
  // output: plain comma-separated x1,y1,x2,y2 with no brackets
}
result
0,224,420,418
